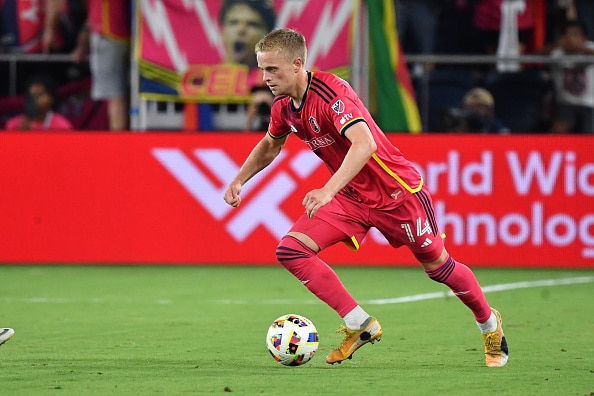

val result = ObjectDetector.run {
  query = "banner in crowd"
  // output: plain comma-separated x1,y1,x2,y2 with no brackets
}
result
0,133,592,268
367,0,421,133
136,0,357,102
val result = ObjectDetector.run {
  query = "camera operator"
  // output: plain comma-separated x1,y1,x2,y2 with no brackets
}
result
444,88,510,134
244,85,274,131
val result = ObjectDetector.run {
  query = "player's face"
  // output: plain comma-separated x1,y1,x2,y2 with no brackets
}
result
221,4,269,67
257,50,298,97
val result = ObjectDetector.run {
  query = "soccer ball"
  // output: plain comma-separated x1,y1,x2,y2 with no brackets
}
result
266,314,319,366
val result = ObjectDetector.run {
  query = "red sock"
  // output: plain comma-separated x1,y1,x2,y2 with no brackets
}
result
276,236,358,317
425,255,492,323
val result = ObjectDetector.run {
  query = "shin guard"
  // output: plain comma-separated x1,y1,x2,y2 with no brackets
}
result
276,235,358,317
425,255,492,323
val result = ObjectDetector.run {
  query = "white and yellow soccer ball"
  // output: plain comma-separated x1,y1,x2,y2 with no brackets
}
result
266,314,319,366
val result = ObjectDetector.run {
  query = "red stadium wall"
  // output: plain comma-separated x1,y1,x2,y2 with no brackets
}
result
0,132,592,268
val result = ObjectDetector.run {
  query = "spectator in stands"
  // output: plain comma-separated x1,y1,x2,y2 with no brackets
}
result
220,0,276,69
574,0,594,42
462,88,510,133
244,85,274,131
547,20,594,133
444,88,510,133
43,0,88,54
73,0,130,131
556,0,594,42
5,74,73,131
1,0,59,53
472,0,535,56
394,0,441,76
41,0,70,54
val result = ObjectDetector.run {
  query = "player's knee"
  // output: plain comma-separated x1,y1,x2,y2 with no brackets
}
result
425,255,455,283
276,235,313,269
414,245,445,269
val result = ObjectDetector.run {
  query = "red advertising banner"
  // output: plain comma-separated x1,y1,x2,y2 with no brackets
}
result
0,133,592,268
137,0,356,102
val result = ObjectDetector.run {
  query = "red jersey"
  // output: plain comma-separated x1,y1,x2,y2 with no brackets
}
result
0,0,63,53
6,112,73,130
268,71,422,210
88,0,131,41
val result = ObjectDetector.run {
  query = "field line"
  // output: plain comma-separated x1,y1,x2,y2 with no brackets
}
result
3,276,592,306
215,276,594,305
363,276,594,305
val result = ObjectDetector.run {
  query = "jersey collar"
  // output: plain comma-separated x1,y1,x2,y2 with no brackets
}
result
290,71,313,113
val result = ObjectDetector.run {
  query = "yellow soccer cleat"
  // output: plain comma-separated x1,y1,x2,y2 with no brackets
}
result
483,308,509,367
326,317,382,364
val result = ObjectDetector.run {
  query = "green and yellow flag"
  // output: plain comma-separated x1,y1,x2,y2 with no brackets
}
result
367,0,421,133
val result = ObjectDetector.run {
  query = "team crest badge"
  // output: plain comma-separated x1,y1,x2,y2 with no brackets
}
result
308,116,320,133
332,100,345,114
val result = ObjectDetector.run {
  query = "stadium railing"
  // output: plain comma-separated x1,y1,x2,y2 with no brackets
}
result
1,53,593,131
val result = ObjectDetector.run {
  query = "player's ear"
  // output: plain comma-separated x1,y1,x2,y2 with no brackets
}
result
293,57,303,72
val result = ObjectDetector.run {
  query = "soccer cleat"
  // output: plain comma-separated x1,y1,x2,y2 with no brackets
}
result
0,328,14,346
482,308,508,367
326,317,382,364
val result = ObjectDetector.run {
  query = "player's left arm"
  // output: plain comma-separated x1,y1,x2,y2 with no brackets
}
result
303,121,376,218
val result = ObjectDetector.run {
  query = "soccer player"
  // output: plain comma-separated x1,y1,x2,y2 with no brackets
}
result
223,28,508,367
0,328,14,346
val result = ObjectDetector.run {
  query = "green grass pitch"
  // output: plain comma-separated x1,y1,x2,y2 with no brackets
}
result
1,265,593,395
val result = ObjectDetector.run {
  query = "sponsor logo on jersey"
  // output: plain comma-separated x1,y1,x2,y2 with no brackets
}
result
304,133,335,150
308,116,320,133
332,99,345,114
340,113,353,125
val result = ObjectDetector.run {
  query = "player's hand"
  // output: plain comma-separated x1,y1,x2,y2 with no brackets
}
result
303,189,333,218
224,182,242,207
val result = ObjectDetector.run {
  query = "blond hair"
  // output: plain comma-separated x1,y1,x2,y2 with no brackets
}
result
255,28,307,64
464,88,494,108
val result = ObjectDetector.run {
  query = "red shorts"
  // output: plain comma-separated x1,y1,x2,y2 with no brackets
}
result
289,185,444,263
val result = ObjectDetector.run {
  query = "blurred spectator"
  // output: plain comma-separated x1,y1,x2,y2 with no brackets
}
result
1,0,57,53
0,1,89,99
244,85,274,131
73,0,130,130
547,20,594,133
443,87,510,133
560,0,594,42
5,74,73,131
0,0,84,54
472,0,536,56
395,0,441,76
544,1,593,43
43,0,87,54
573,1,594,42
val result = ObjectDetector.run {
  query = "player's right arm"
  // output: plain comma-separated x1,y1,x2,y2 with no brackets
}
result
223,133,288,207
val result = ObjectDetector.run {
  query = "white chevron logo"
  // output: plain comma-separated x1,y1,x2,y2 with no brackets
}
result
421,238,433,248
